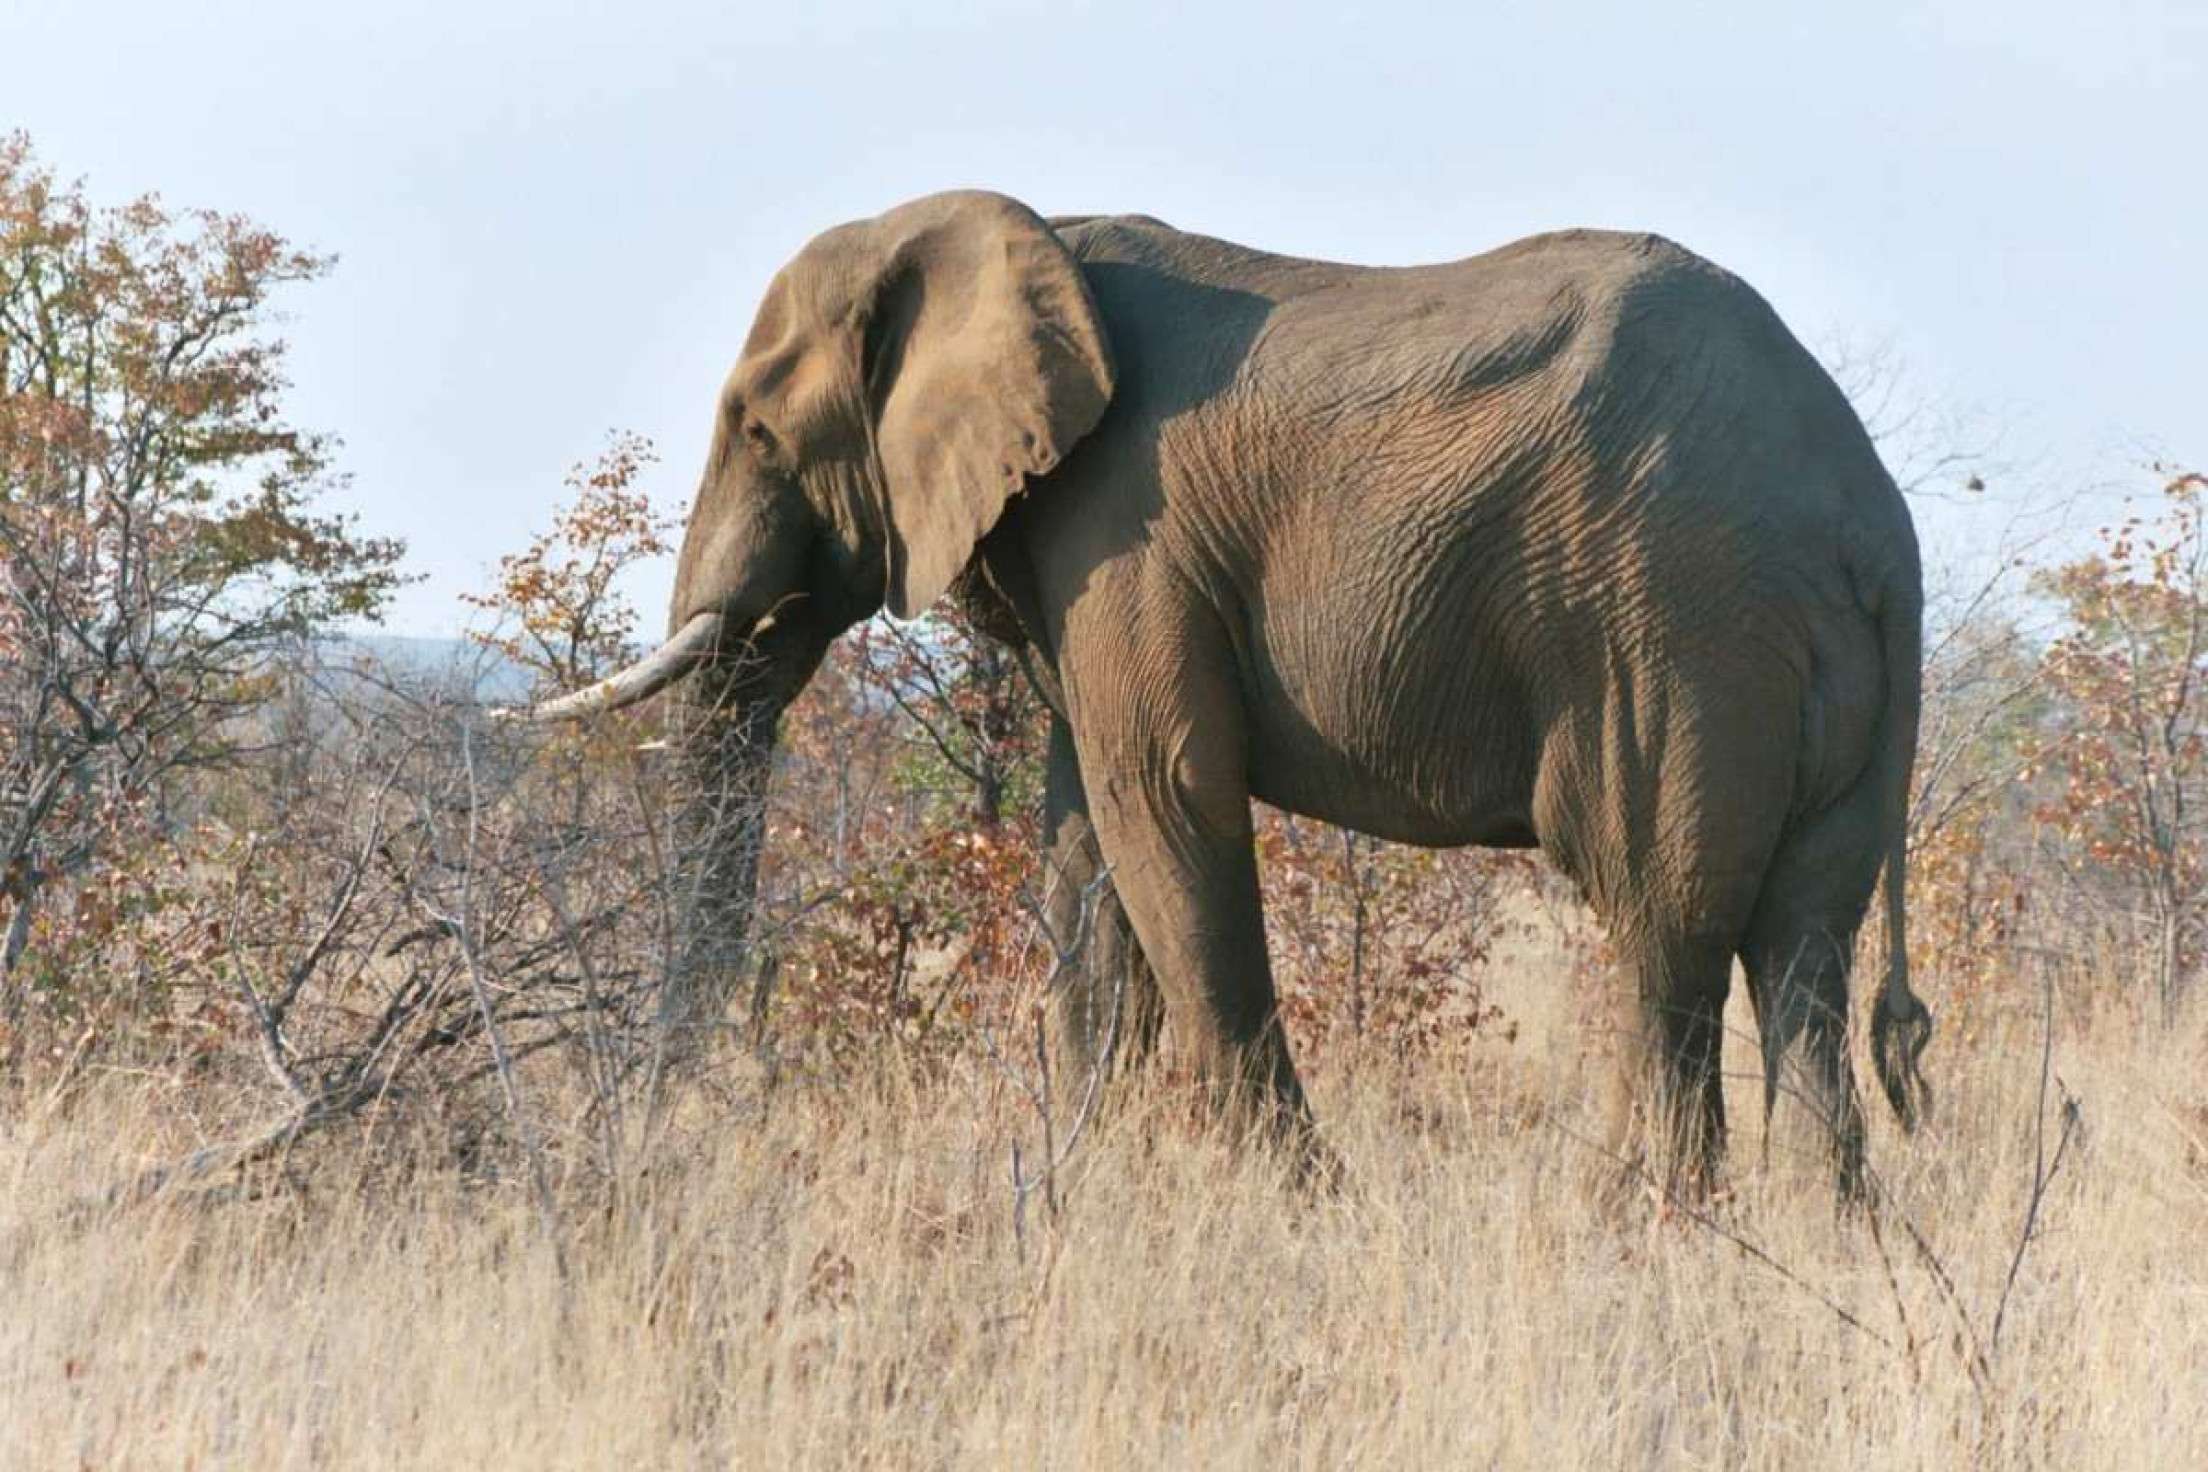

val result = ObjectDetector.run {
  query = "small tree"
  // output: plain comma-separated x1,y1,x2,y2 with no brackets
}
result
842,612,1042,832
2031,468,2208,1023
461,431,673,694
0,134,403,994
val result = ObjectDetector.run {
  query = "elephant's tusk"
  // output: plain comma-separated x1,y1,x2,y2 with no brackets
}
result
494,610,742,722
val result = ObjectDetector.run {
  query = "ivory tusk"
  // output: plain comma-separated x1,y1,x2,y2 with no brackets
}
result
492,611,725,722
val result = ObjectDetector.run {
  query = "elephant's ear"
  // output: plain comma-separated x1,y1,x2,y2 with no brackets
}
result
862,192,1115,619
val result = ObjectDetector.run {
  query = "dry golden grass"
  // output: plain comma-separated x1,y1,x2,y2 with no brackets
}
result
6,964,2206,1470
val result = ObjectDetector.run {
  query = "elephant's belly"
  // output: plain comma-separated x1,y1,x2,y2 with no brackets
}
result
1241,645,1544,851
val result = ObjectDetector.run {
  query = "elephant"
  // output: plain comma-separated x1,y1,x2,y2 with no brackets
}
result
524,189,1933,1196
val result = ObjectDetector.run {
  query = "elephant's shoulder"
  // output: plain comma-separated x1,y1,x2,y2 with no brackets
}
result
1048,214,1179,259
1050,217,1306,304
1049,212,1175,235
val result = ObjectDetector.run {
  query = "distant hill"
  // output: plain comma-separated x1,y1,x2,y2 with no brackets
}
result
316,633,536,704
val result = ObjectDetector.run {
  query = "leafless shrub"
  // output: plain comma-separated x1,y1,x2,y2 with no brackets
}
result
73,638,776,1211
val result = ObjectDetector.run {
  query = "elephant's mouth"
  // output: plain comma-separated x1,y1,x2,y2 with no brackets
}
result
499,608,782,723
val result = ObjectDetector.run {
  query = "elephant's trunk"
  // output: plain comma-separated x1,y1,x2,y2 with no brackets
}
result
487,606,784,1067
658,676,781,1068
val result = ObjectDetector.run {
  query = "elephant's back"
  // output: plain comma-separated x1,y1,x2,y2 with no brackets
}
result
1057,210,1912,621
1053,214,1830,457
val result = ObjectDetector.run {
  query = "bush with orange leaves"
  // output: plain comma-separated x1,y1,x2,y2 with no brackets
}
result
462,432,675,696
758,611,1050,1064
1256,815,1526,1060
2027,468,2208,1025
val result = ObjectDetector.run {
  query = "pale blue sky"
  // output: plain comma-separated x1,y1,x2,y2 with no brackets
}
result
7,0,2201,633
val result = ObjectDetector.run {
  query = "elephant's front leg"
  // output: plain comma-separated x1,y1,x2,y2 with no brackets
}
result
1041,715,1163,1083
1064,642,1315,1152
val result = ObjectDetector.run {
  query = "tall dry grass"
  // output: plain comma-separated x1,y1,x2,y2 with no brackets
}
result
5,956,2205,1470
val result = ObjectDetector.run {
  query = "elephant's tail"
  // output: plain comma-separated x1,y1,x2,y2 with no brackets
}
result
1869,572,1933,1132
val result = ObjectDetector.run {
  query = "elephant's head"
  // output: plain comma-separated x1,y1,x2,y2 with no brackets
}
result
514,191,1115,1040
525,189,1116,722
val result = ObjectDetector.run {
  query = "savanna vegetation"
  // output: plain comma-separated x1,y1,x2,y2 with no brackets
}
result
4,134,2205,1468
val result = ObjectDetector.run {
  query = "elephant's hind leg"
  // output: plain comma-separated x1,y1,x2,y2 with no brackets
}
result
1738,796,1886,1201
1606,930,1736,1197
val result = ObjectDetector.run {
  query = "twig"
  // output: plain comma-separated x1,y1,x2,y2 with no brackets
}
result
1548,1119,1897,1354
1989,971,2084,1355
81,1079,383,1217
992,865,1123,1210
1755,1030,1994,1400
225,835,312,1106
444,724,567,1274
1858,1183,1925,1384
1032,1010,1059,1221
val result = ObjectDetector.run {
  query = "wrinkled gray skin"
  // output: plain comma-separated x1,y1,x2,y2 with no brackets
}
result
631,190,1930,1195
